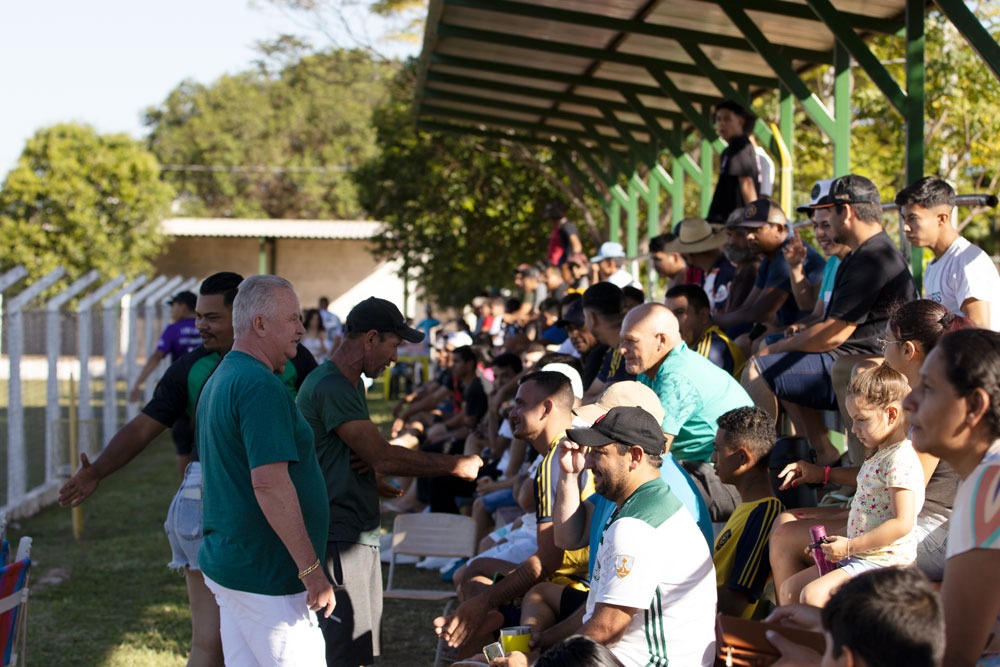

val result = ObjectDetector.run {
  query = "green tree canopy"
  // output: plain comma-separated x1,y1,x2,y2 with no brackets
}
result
144,48,397,219
354,66,580,308
0,123,173,287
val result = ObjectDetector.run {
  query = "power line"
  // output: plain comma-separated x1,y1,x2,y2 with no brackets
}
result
159,164,352,175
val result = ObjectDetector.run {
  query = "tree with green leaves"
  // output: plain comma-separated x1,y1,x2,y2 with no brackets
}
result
353,66,598,308
144,48,397,219
0,123,173,287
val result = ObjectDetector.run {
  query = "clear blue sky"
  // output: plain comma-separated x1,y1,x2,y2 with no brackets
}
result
0,0,419,174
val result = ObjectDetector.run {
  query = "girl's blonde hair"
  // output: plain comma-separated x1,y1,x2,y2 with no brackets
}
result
847,363,909,409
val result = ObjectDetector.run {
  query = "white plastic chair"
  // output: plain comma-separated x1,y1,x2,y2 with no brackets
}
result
384,513,478,667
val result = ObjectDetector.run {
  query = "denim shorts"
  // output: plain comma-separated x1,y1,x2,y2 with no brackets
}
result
835,556,883,577
914,512,949,581
754,351,839,411
165,461,203,571
481,487,517,512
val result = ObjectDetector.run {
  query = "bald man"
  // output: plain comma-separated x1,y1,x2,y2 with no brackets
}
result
620,303,753,519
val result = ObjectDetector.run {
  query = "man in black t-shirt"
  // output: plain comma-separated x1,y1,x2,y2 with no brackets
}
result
707,101,760,223
743,175,917,465
59,272,240,665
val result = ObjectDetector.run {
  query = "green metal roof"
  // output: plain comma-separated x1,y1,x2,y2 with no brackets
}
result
414,0,912,150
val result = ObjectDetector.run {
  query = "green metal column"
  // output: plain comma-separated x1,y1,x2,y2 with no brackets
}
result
608,195,623,244
672,157,686,223
778,85,795,211
833,42,851,176
647,174,661,239
626,174,645,263
907,0,926,287
700,138,713,217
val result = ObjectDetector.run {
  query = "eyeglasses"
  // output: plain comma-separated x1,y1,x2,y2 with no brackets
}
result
877,337,905,352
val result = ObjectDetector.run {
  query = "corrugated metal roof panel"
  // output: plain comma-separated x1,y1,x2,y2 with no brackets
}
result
161,219,384,240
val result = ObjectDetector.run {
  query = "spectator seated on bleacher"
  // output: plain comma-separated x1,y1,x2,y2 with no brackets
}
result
742,175,917,467
659,217,734,313
580,283,635,402
665,284,746,378
763,567,944,667
769,299,969,600
713,199,826,352
778,365,924,608
621,303,752,521
896,175,1000,331
711,407,783,619
518,381,715,656
434,372,592,659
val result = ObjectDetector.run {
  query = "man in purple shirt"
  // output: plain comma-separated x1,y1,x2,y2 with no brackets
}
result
129,290,201,476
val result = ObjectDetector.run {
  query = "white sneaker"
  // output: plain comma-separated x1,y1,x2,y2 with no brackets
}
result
416,556,455,570
379,534,418,565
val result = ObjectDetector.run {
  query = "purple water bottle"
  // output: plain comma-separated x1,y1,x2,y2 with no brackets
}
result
808,525,835,576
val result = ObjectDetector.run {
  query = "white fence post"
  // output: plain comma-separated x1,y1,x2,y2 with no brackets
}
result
0,266,28,356
124,276,168,421
6,268,66,507
45,270,99,482
76,276,127,457
142,277,184,404
101,277,147,445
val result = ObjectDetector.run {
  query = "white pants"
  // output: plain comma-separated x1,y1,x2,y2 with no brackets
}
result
203,575,325,666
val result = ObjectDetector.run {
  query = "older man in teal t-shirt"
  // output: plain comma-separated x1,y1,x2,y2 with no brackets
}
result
621,303,753,520
198,275,332,666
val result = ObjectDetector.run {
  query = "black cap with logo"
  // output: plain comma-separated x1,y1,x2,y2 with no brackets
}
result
345,297,425,343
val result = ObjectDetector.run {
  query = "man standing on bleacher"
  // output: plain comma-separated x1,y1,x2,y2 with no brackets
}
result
296,296,481,667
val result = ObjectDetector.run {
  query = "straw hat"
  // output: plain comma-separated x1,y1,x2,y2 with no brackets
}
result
661,218,727,254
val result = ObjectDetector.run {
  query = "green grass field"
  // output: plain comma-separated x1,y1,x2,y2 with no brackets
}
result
10,394,448,666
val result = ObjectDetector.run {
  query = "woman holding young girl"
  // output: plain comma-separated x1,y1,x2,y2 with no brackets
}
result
768,326,1000,666
779,363,925,606
770,300,969,603
905,328,1000,666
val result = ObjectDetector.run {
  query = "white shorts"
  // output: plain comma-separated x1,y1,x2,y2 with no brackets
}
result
203,575,326,667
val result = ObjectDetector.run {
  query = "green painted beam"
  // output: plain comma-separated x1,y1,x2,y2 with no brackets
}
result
673,157,687,223
619,92,705,183
700,137,714,217
833,41,851,176
646,173,662,293
608,198,622,244
442,0,834,64
558,151,607,203
730,0,903,34
907,0,926,290
435,23,781,89
646,68,720,148
719,4,837,138
425,72,685,125
417,120,565,149
620,92,671,145
933,0,1000,82
570,144,620,193
626,177,642,262
779,85,795,205
422,88,654,139
420,103,629,150
583,128,634,181
428,54,727,109
805,0,907,116
597,110,652,167
678,44,775,147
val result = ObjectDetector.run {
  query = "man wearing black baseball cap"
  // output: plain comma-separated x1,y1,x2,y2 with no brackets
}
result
715,198,826,335
344,296,425,343
743,173,917,467
297,296,482,666
560,406,716,666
